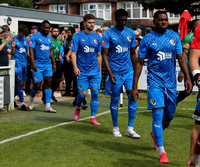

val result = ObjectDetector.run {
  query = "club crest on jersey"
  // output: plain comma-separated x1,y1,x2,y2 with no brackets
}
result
150,99,156,106
94,39,97,44
108,88,112,94
127,37,131,42
170,40,175,46
48,39,51,43
18,76,21,80
34,77,38,81
24,42,27,45
78,85,82,90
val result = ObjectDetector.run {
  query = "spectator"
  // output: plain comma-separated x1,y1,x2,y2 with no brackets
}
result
102,26,109,33
31,26,38,34
95,28,103,37
136,28,143,39
145,27,152,35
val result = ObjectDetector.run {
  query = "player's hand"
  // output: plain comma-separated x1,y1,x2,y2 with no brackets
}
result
32,63,37,72
59,55,62,61
5,34,14,44
52,63,56,73
130,89,139,102
109,74,117,85
74,67,80,76
178,71,184,82
66,55,71,62
185,78,193,94
187,155,195,167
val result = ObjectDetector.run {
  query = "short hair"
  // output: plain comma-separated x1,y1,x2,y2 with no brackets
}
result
83,14,96,22
187,19,200,32
2,25,10,32
18,24,29,35
51,26,59,31
145,27,152,34
115,9,128,20
41,20,51,26
153,10,167,20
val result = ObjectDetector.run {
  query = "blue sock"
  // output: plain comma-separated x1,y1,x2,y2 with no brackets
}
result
76,94,87,108
152,108,164,147
18,86,24,103
196,99,200,113
110,95,120,127
44,89,52,104
128,94,137,127
31,88,38,98
90,90,99,117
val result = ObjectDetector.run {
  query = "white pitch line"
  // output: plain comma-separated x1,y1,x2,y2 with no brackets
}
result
0,106,195,145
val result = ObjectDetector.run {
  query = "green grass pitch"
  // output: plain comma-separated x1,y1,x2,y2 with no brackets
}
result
0,92,197,167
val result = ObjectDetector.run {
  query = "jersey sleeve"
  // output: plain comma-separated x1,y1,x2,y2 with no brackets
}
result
175,36,183,54
60,45,64,57
138,38,147,58
29,34,36,48
25,38,29,50
182,35,190,50
49,37,52,49
101,31,109,48
98,37,102,52
70,34,79,52
131,30,136,48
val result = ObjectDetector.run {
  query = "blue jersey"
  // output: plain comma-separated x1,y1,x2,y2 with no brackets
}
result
29,32,52,65
71,30,102,73
101,26,136,74
12,36,29,67
138,29,183,88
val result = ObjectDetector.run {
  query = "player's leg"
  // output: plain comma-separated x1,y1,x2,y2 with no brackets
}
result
124,71,140,139
28,68,43,110
147,86,168,163
74,73,88,120
89,72,101,125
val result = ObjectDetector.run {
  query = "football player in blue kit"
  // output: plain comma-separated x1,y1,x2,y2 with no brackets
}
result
11,24,29,110
71,14,102,125
102,9,140,139
131,10,192,163
28,20,56,113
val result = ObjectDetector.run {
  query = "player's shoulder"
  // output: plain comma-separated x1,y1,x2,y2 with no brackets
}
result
93,32,102,40
166,29,179,37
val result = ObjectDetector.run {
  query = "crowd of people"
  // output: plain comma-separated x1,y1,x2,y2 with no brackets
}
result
0,8,200,165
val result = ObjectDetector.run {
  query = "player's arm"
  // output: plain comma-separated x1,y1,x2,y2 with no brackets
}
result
71,50,80,76
131,58,145,102
30,47,37,71
66,50,72,62
97,52,102,73
102,47,117,84
188,124,200,167
178,48,188,82
130,47,137,71
50,48,56,73
177,53,193,93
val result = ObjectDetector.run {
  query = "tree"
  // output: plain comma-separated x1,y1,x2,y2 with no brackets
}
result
0,0,33,8
134,0,200,16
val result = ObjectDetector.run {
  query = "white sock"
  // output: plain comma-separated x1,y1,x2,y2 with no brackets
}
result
21,102,25,106
158,146,166,155
127,126,133,131
113,126,119,131
46,103,50,108
91,116,95,118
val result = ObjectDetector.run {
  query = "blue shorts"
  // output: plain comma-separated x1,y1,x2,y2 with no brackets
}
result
77,72,101,93
32,64,53,83
15,66,27,82
147,86,177,112
105,70,133,96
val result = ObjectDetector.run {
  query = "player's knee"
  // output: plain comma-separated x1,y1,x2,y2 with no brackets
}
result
152,109,163,122
78,93,87,100
111,95,119,105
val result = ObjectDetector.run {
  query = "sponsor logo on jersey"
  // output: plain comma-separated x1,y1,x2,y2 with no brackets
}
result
127,37,131,42
19,48,26,53
170,39,175,46
157,51,172,61
84,46,95,53
94,39,97,44
41,44,50,51
101,40,105,46
116,45,128,53
150,99,156,105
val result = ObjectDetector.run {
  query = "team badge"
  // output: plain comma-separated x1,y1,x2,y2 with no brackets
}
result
18,76,21,80
101,40,105,46
150,99,156,106
108,88,112,94
24,42,27,45
127,37,131,42
48,39,51,43
170,40,175,46
34,77,38,81
78,85,82,90
70,44,73,49
29,42,32,46
184,43,190,49
94,39,97,44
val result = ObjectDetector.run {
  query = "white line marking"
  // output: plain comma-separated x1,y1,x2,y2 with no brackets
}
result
0,106,195,145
